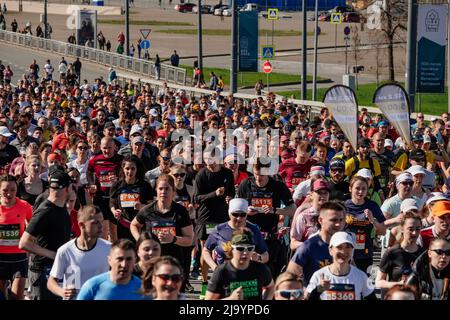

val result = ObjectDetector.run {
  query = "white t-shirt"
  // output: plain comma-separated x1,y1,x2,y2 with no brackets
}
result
307,265,374,300
67,159,89,185
293,178,311,201
50,238,111,290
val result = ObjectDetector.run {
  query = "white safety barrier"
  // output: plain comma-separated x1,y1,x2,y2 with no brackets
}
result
0,29,187,85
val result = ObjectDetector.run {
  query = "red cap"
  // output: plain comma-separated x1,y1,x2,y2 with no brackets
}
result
47,153,62,163
312,179,330,192
280,135,289,142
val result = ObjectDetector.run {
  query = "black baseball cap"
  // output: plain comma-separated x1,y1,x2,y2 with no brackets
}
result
360,138,372,148
48,170,72,189
105,122,115,129
330,158,346,170
410,149,426,161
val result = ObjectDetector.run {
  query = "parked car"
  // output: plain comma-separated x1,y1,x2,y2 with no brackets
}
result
174,2,196,13
193,4,213,14
240,3,258,11
222,8,232,16
214,5,229,16
331,5,356,13
318,12,331,21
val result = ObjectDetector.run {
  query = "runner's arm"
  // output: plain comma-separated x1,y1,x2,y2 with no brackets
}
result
47,276,65,298
130,217,143,241
375,270,403,289
286,260,304,279
19,231,56,260
262,280,275,300
175,225,194,247
276,203,297,218
202,247,218,271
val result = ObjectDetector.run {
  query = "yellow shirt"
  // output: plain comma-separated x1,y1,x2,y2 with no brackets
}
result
393,151,435,171
345,155,381,178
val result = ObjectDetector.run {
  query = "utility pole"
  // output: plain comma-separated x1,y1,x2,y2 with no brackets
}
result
125,0,130,56
312,0,319,101
301,0,307,100
198,0,203,76
44,0,48,38
448,0,450,113
231,0,238,93
405,0,417,113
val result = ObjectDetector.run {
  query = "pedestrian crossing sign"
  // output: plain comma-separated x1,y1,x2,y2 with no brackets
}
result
331,12,342,24
262,45,275,59
268,8,279,20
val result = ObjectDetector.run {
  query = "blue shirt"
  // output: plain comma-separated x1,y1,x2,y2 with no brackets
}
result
344,199,386,260
205,221,268,265
291,234,332,285
77,272,145,300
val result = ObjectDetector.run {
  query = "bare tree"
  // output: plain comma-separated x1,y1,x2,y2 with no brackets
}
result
365,0,407,81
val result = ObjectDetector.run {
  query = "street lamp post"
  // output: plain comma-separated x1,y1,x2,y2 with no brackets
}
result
405,0,417,113
44,0,48,38
125,0,130,56
231,0,238,93
198,0,203,77
301,0,307,100
312,0,318,101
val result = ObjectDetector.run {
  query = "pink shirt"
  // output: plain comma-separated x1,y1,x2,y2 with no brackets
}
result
290,206,319,244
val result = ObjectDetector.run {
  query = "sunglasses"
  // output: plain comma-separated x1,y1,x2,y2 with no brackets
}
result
230,211,247,218
78,146,89,150
276,289,304,299
430,249,450,256
400,181,413,186
162,156,171,162
330,168,344,173
173,172,186,178
155,273,183,283
232,245,255,253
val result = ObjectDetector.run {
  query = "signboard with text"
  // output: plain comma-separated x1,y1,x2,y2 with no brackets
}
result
238,11,259,72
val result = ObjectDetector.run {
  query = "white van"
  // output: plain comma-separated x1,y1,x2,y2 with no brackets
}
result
240,3,258,11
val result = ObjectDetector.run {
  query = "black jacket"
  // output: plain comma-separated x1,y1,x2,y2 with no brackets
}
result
406,250,449,300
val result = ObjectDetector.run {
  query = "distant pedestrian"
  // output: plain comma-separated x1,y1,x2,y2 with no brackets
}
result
106,40,111,52
170,50,180,67
3,65,13,84
137,39,142,59
73,57,82,81
255,79,264,95
67,33,76,44
130,44,135,57
209,71,218,91
97,31,106,50
108,67,117,84
116,43,124,55
154,54,161,80
117,31,125,46
11,18,17,32
143,50,150,60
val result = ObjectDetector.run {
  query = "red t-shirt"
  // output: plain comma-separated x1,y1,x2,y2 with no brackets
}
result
52,132,69,151
70,209,81,238
87,153,123,194
235,171,249,186
0,198,33,254
279,158,316,189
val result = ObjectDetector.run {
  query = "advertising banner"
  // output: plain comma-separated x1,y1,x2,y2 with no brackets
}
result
76,10,97,48
238,11,258,72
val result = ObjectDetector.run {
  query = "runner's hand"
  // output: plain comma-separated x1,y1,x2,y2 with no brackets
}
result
278,226,290,235
364,209,374,223
63,287,78,300
134,202,143,211
229,287,244,300
247,206,259,216
317,274,331,293
262,205,272,214
158,231,174,244
216,187,225,196
225,196,232,204
112,208,122,219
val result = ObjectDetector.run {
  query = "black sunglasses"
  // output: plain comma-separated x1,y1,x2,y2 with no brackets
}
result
430,249,450,256
276,289,304,299
162,156,171,162
400,181,413,186
173,172,186,178
230,211,247,218
155,273,183,283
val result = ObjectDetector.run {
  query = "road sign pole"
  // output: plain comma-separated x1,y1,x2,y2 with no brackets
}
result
231,0,238,93
125,0,130,55
334,24,337,52
198,0,203,78
405,0,417,113
271,20,274,45
345,38,348,74
312,0,319,101
267,72,270,92
301,0,307,100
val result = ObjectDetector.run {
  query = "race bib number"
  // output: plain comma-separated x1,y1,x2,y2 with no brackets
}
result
0,224,20,246
251,198,273,208
120,193,140,208
324,284,356,300
151,221,176,243
99,173,113,188
206,223,217,235
355,232,366,250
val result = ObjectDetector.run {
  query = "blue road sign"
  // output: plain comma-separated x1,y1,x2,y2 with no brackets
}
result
262,46,275,59
140,39,150,50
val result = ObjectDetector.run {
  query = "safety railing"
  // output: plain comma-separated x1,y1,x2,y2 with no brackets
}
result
0,29,187,85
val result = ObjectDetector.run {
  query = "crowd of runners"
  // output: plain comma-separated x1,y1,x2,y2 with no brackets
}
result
0,57,448,301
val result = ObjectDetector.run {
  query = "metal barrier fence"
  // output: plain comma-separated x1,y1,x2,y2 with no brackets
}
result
0,29,187,85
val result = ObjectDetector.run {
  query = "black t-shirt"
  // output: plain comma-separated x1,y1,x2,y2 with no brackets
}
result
17,179,49,206
379,244,424,282
328,178,350,202
26,200,71,271
175,185,191,208
370,150,395,181
0,144,20,168
135,200,192,262
193,167,235,224
238,176,293,234
110,179,154,222
207,261,272,300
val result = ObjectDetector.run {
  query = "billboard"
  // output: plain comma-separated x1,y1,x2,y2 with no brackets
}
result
416,4,447,93
76,10,97,48
238,11,258,72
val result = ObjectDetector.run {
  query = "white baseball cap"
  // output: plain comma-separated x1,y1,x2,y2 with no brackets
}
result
228,198,248,214
149,109,159,117
400,198,419,213
426,192,448,206
329,231,355,248
396,172,413,186
356,168,373,180
407,165,426,177
0,126,12,137
384,139,394,148
423,135,431,144
130,125,143,136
